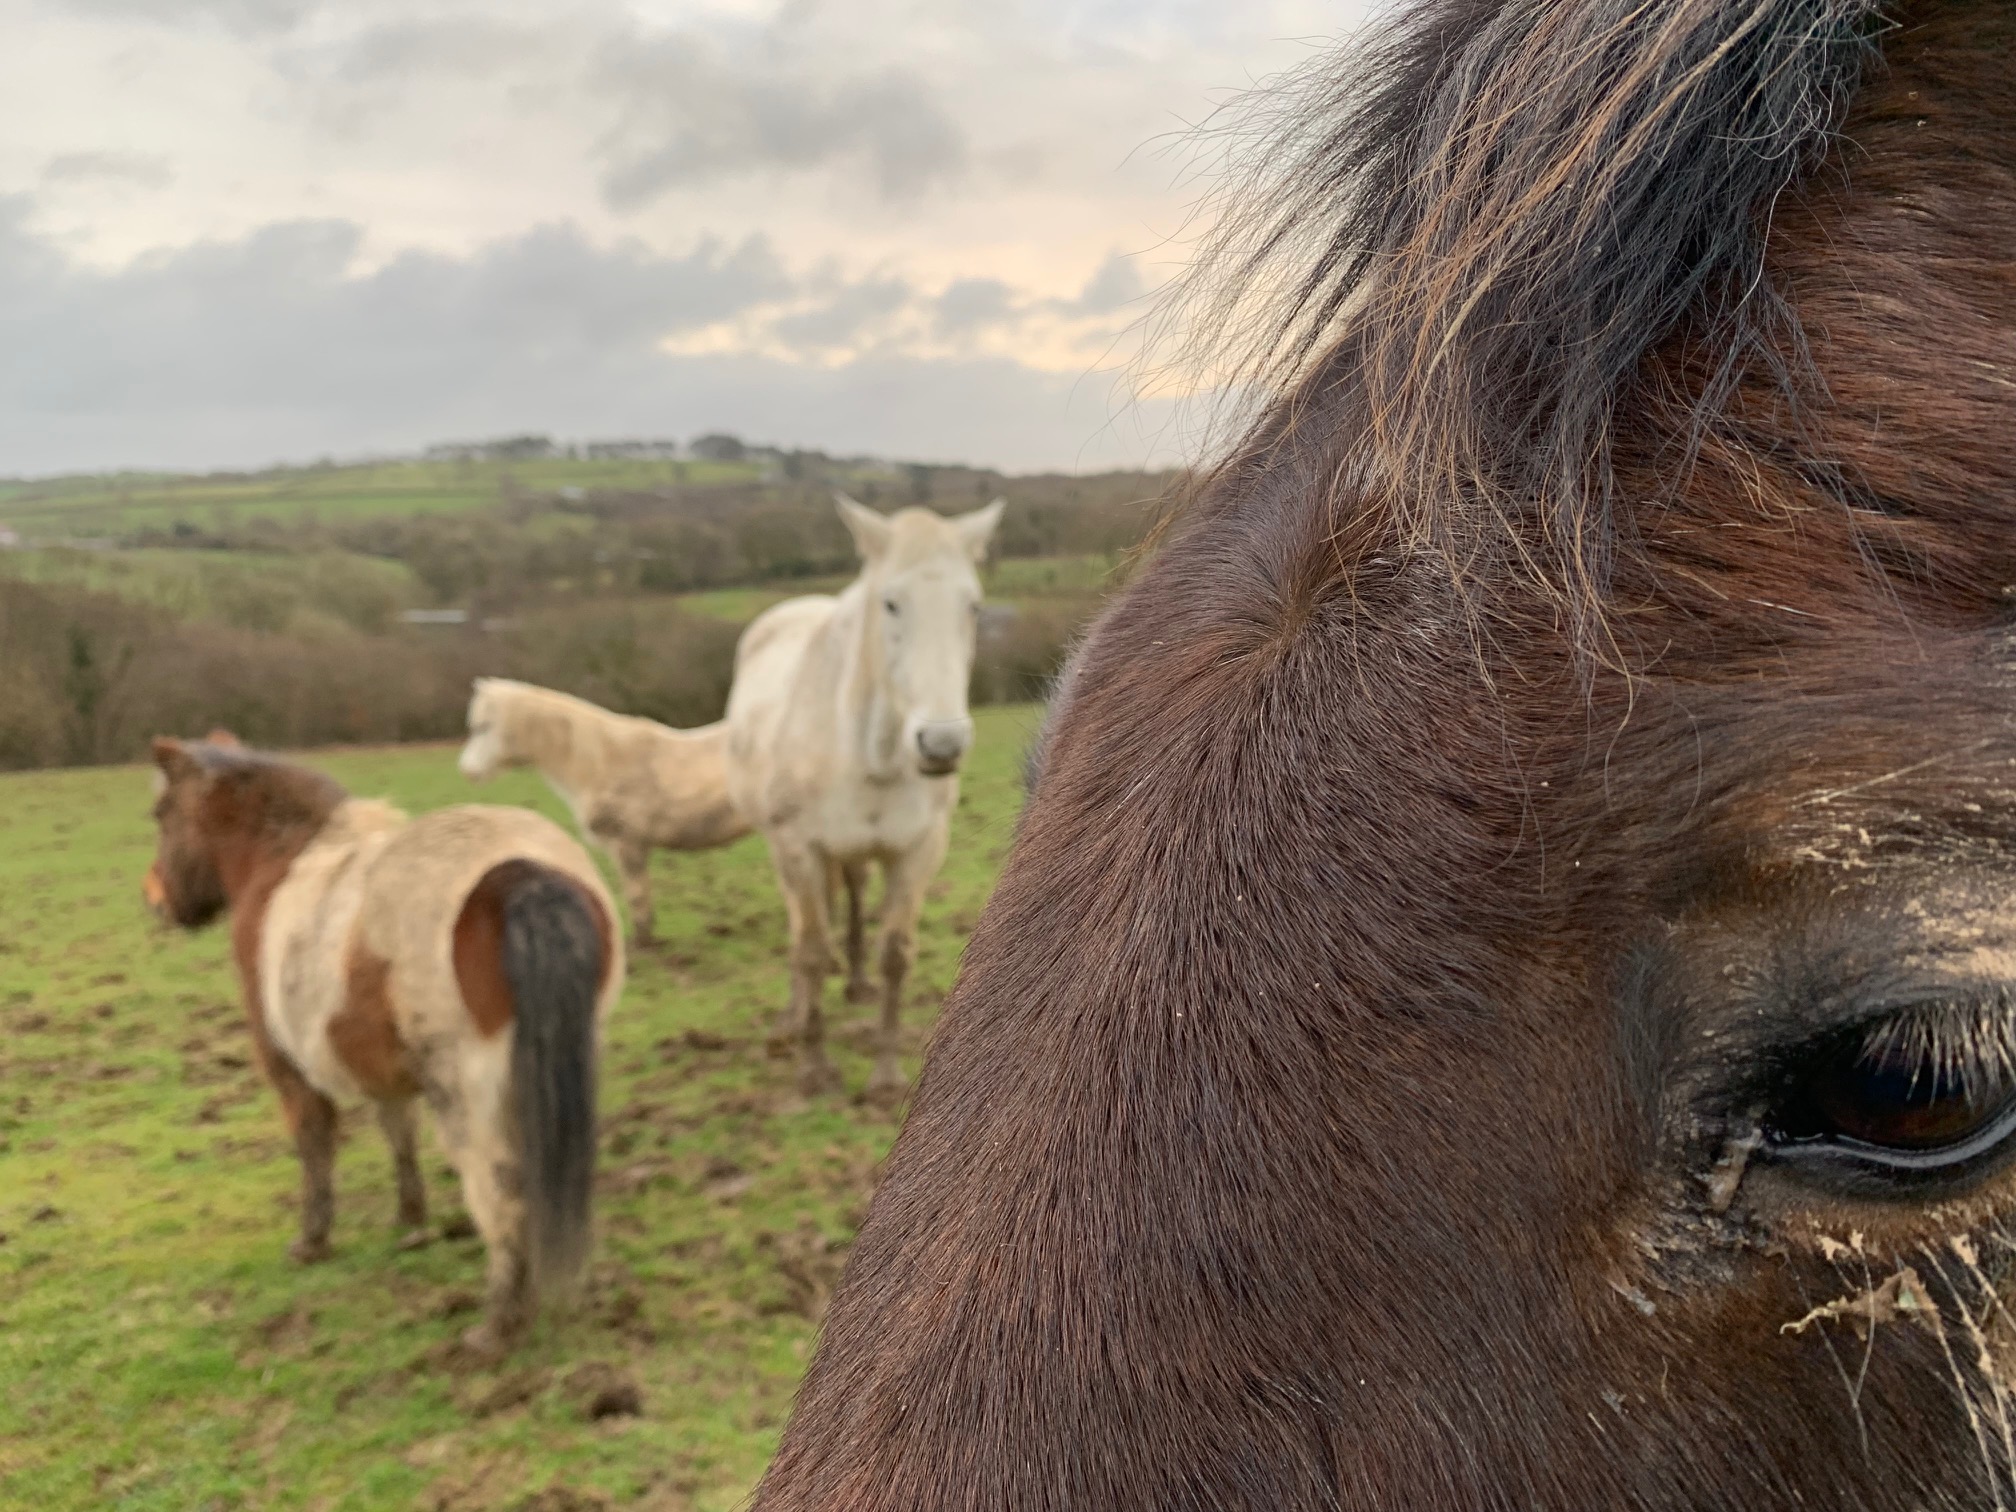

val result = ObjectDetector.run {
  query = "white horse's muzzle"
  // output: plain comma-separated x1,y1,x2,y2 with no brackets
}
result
913,718,974,776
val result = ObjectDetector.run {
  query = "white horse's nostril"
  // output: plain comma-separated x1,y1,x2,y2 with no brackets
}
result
916,722,972,765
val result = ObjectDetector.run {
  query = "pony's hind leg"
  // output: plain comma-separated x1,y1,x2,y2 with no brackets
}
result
433,1088,532,1362
376,1098,429,1249
461,1154,533,1363
842,862,875,1005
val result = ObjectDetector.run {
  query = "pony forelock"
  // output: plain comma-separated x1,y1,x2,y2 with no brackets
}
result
1165,0,1887,651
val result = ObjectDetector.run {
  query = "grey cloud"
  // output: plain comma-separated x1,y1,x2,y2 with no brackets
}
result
0,206,1168,475
1063,253,1145,316
0,202,786,459
295,17,557,88
596,32,967,207
41,152,175,191
772,276,913,352
933,278,1016,338
60,0,318,37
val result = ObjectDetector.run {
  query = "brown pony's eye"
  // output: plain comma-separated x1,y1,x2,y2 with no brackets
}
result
1765,1022,2016,1186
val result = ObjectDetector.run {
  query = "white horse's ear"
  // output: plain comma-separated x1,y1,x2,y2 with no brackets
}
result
835,493,893,560
955,498,1006,563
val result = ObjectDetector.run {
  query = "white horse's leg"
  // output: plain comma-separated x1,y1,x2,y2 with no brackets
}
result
614,837,655,948
771,842,843,1096
864,826,948,1107
842,860,875,1004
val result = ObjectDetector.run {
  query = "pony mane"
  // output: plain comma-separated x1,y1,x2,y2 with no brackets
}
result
1177,0,1888,642
185,739,349,831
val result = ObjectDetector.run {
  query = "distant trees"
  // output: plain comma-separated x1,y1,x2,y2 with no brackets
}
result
688,433,748,463
424,435,556,463
0,462,1180,770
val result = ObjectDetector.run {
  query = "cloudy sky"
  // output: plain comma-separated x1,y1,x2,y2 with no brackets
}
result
0,0,1367,476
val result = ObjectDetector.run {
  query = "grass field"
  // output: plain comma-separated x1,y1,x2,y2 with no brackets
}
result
0,705,1042,1511
0,460,783,539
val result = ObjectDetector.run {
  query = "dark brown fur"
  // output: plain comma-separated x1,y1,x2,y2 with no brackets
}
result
754,4,2016,1510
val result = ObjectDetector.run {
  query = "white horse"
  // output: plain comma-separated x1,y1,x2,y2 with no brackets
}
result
727,495,1003,1103
458,678,779,953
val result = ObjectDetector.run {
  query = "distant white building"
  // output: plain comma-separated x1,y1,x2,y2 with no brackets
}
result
0,525,20,549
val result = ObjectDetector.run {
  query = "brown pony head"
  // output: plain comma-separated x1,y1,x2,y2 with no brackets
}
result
756,2,2016,1508
147,736,344,930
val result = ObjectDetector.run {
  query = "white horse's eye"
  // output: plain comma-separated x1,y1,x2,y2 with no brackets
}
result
884,598,900,615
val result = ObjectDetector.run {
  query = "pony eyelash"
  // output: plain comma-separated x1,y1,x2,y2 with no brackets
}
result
1857,991,2016,1104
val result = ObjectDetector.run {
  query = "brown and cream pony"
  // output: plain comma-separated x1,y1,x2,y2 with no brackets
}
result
146,735,622,1359
753,2,2016,1508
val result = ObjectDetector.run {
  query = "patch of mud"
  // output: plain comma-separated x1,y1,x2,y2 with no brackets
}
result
596,1287,655,1345
1785,1264,1943,1340
417,1448,530,1512
600,1160,677,1198
562,1361,643,1422
239,1305,315,1367
759,1225,850,1323
701,1157,751,1203
429,1289,482,1321
462,1367,552,1419
513,1489,612,1512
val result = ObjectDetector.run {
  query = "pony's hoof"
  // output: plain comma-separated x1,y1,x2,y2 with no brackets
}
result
766,1023,802,1057
457,1322,515,1366
861,1067,908,1110
289,1236,333,1265
396,1226,432,1252
797,1056,845,1098
845,979,878,1006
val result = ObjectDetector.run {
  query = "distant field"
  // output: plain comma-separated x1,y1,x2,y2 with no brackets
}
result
0,545,1122,637
0,547,423,635
0,705,1040,1511
0,458,785,538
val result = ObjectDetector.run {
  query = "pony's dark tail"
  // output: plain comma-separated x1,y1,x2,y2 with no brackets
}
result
485,860,606,1296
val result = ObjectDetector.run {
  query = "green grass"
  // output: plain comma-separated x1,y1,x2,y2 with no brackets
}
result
0,460,782,539
985,553,1123,596
673,554,1116,627
0,706,1042,1511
